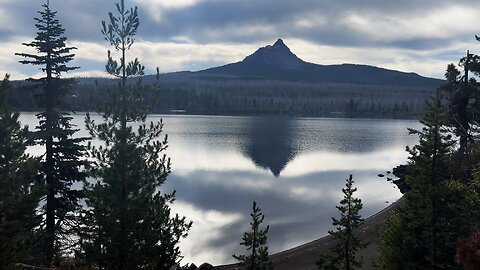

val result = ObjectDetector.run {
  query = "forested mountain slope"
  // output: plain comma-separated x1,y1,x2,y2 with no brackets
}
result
9,39,443,118
200,39,442,87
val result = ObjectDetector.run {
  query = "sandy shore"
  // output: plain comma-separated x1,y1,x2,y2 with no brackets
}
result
215,198,403,270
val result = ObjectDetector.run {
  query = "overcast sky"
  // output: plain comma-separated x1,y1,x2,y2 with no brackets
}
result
2,0,480,80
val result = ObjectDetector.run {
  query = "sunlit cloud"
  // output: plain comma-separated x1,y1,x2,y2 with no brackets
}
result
343,5,480,42
65,70,109,79
134,0,205,22
2,0,480,80
170,202,242,265
167,147,260,175
281,148,409,178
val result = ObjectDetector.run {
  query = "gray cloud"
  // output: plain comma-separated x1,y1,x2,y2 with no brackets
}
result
2,0,480,78
139,0,479,48
5,0,479,46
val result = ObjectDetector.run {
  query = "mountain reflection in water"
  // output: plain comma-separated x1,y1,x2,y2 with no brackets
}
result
241,117,296,177
158,115,420,265
19,113,420,266
239,116,406,177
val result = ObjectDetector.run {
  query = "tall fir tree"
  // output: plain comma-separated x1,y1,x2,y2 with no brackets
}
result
317,175,365,270
79,1,191,269
15,1,87,266
0,74,41,268
442,54,480,181
378,89,461,269
233,201,272,270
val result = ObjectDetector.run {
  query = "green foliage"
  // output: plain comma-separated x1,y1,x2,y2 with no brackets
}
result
81,117,192,269
233,201,272,270
378,211,419,270
15,2,86,266
78,1,191,269
0,74,41,268
377,89,478,269
102,0,144,80
442,56,480,180
15,2,78,108
317,175,364,270
378,42,480,269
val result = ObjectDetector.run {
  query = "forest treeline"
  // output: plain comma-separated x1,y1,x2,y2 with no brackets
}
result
8,70,438,119
2,0,480,269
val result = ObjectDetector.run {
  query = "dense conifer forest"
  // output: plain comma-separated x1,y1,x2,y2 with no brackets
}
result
7,67,439,119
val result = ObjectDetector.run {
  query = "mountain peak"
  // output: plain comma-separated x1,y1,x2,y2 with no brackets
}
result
273,38,286,48
242,39,304,69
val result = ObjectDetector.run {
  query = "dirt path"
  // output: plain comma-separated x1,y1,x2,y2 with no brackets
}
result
215,198,403,270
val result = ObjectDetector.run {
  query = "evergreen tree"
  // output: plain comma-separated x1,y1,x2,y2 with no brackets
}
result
406,89,454,267
442,56,480,181
16,1,87,266
233,201,272,270
79,1,191,269
378,90,460,269
0,74,41,268
317,175,364,270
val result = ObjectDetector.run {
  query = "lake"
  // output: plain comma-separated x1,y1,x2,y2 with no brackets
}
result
19,113,421,266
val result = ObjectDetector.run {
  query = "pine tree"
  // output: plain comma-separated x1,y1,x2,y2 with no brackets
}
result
15,1,87,266
79,1,191,269
0,74,41,268
378,90,459,269
407,90,454,267
233,201,272,270
442,57,480,181
317,175,364,270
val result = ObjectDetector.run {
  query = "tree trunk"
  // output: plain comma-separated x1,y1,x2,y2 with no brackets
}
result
119,36,128,270
44,33,55,266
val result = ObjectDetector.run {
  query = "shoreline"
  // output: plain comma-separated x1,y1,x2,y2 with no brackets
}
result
215,197,404,270
14,110,421,121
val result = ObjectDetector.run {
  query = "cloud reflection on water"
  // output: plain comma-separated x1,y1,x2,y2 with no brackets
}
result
161,116,419,265
19,113,420,266
164,165,409,265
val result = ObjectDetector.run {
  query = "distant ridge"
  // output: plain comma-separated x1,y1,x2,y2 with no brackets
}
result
10,38,443,119
197,39,443,87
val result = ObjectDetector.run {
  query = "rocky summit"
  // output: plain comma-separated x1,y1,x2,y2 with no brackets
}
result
198,39,443,87
242,39,305,69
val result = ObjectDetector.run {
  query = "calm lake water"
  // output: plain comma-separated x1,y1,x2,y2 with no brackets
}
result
19,113,420,265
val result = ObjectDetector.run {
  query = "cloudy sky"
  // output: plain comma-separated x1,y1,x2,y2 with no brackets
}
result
1,0,480,80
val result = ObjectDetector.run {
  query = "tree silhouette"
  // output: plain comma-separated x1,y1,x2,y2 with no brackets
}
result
442,52,480,181
79,1,191,269
15,1,86,266
0,74,41,269
317,175,364,270
233,201,272,270
377,90,471,269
